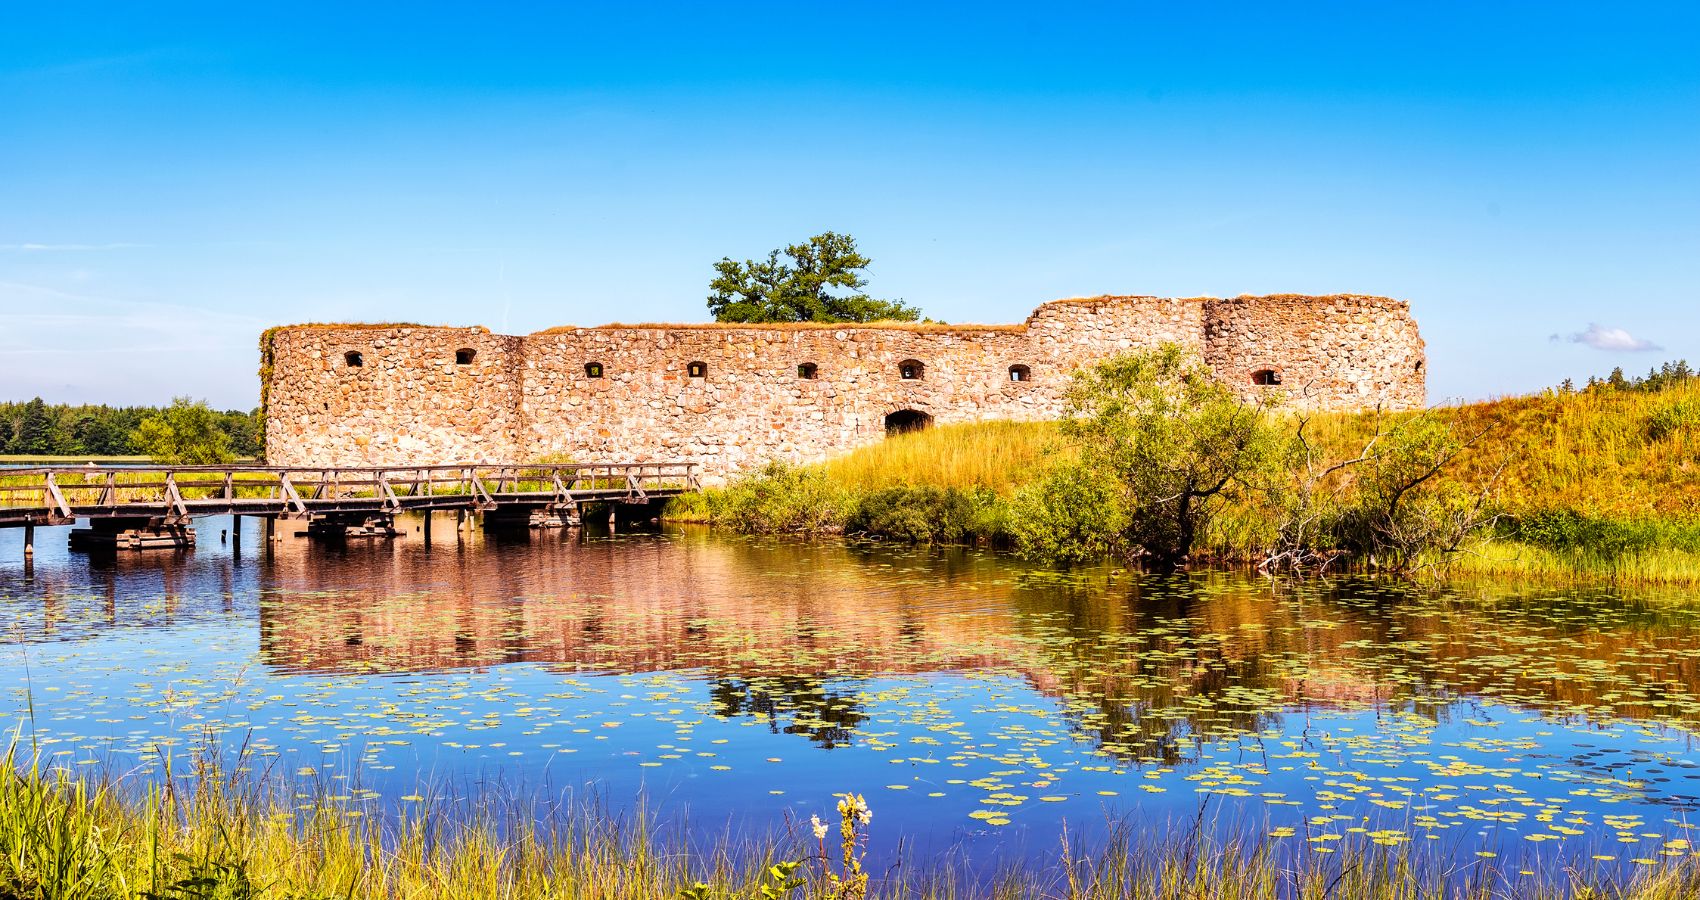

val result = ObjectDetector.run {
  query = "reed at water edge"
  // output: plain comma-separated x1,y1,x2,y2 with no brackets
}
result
5,740,1700,900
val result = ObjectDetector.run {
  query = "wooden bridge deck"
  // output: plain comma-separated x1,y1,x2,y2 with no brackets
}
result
0,462,699,528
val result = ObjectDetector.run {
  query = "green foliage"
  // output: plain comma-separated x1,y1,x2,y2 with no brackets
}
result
1060,344,1284,568
9,398,61,455
707,232,920,324
1579,358,1695,394
1321,414,1492,572
141,856,261,900
705,463,850,534
0,398,260,459
1009,464,1126,564
844,485,983,544
1503,510,1700,562
131,397,238,465
1645,398,1700,441
679,861,804,900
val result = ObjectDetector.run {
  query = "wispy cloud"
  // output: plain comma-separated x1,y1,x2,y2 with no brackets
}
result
0,282,268,404
0,242,150,252
2,47,184,81
1556,323,1663,353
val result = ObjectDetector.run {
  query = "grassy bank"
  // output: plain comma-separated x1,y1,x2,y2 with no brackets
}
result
669,375,1700,584
7,749,1700,900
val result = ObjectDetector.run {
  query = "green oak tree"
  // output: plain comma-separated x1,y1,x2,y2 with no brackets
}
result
707,232,920,324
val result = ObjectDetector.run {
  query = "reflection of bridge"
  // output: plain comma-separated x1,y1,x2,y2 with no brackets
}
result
0,462,698,556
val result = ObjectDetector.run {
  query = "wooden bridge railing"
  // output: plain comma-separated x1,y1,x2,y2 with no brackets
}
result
0,462,700,526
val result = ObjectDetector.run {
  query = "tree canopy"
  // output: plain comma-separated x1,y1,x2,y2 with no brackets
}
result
131,397,238,464
707,232,920,324
0,398,260,459
1012,345,1284,569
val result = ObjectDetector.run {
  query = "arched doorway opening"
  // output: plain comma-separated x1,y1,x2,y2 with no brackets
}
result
884,409,932,437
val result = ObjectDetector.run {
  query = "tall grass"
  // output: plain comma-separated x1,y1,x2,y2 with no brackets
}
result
817,421,1062,495
6,744,1700,899
670,381,1700,584
1302,380,1700,520
0,744,771,900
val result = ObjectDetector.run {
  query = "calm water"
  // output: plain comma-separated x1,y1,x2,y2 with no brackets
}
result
3,516,1700,878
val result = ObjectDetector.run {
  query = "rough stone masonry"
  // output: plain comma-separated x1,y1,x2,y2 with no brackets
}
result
262,294,1425,477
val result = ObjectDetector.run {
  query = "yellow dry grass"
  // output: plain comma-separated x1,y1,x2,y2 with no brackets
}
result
817,420,1064,495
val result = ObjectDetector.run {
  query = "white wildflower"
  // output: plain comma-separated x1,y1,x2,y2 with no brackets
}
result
811,814,829,840
836,793,872,827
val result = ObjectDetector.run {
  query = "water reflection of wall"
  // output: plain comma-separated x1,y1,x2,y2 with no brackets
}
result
9,521,1699,760
255,526,1025,676
245,531,1700,742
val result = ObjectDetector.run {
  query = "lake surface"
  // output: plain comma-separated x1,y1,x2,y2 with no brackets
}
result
4,516,1700,880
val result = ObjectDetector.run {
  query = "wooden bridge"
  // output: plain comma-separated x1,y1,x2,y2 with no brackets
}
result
0,462,699,556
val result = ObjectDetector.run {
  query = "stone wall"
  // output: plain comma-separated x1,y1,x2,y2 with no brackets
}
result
1201,295,1426,409
263,326,524,464
263,294,1425,475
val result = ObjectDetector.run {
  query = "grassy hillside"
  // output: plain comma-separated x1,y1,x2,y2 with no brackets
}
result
672,377,1700,584
798,381,1700,515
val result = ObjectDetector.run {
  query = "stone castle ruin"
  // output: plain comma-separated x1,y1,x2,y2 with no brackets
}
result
262,294,1425,475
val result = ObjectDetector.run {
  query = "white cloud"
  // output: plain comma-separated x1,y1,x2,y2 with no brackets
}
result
1567,323,1662,353
0,282,268,406
0,242,148,252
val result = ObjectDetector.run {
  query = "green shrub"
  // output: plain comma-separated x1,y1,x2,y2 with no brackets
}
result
1059,344,1284,568
1504,510,1700,561
705,463,849,534
1646,399,1700,441
1008,464,1127,564
844,485,979,544
661,492,713,523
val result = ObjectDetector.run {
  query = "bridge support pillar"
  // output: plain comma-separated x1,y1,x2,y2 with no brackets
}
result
69,517,194,552
422,511,432,543
481,505,536,532
23,523,33,558
232,514,242,543
303,514,399,542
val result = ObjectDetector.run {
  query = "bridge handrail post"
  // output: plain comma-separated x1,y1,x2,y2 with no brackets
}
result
163,473,189,520
279,472,307,517
43,473,72,519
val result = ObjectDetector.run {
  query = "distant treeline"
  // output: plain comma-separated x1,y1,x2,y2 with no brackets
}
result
0,398,262,458
1566,360,1694,393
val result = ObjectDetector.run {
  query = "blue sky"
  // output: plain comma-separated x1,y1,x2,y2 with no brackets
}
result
2,2,1695,408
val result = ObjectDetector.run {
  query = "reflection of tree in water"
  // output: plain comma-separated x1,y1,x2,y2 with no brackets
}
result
1026,578,1286,763
708,675,866,749
220,535,1700,758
